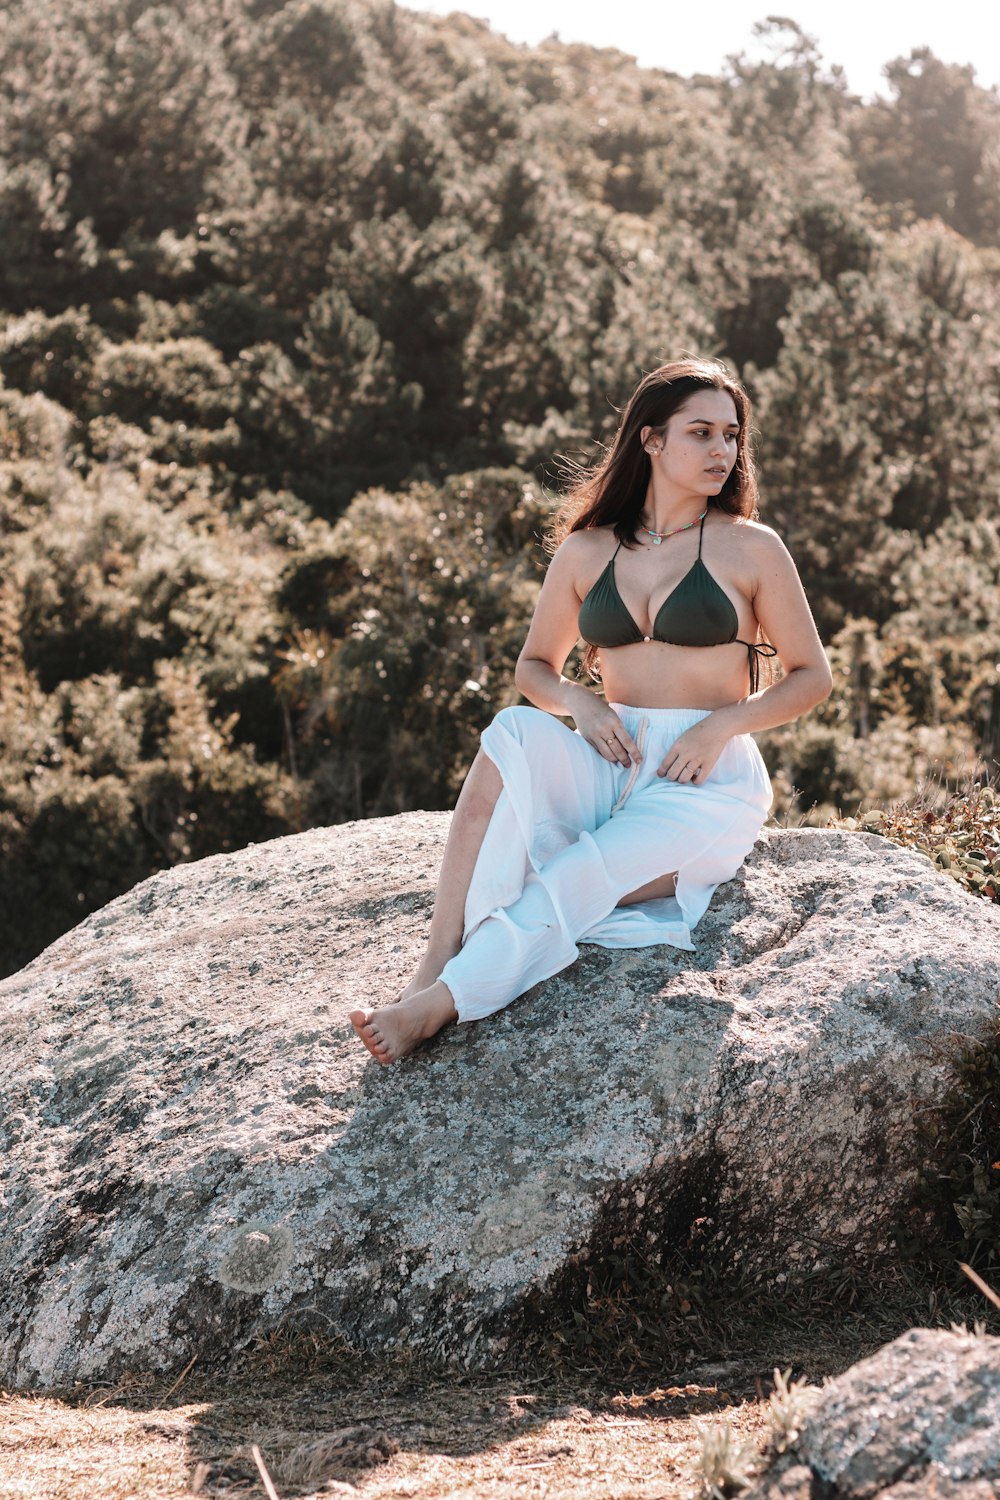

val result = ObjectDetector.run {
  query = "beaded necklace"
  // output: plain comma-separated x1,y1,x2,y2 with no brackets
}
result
638,507,708,546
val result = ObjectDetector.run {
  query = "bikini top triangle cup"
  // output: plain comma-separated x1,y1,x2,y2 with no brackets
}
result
577,512,778,694
578,513,737,647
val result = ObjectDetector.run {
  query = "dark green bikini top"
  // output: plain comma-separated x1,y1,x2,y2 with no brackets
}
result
577,513,778,694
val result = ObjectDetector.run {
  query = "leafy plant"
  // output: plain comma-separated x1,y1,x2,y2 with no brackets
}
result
841,783,1000,906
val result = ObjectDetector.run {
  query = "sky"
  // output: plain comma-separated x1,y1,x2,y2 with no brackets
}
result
396,0,1000,101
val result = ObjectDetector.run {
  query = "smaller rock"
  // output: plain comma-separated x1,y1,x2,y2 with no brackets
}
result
746,1327,1000,1499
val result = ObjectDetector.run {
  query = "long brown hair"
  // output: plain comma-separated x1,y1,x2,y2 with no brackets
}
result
548,357,759,552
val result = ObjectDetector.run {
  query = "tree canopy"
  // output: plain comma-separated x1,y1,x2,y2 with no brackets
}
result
1,1,998,974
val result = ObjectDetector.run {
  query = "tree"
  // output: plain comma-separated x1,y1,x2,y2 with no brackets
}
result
851,48,1000,243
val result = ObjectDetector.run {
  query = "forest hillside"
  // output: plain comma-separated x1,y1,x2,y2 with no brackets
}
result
1,0,999,976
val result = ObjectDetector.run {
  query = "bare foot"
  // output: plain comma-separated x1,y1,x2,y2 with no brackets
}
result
350,982,458,1065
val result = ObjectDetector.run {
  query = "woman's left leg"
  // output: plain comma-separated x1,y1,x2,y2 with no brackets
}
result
618,872,677,904
354,778,761,1059
433,783,712,1025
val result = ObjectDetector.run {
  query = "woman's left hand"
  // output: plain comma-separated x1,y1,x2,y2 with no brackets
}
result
657,718,731,785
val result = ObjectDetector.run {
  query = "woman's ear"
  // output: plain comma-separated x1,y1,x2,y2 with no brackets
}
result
640,425,661,455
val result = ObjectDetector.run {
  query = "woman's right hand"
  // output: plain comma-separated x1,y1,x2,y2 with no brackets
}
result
570,692,642,767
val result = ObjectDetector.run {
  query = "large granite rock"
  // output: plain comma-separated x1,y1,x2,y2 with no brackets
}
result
747,1327,1000,1498
1,818,998,1386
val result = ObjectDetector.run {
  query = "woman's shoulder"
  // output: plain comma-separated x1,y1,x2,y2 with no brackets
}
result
549,525,618,568
555,523,618,549
718,513,787,556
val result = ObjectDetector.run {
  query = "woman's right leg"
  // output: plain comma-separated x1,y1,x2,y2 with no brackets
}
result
394,747,503,1002
396,713,667,999
355,705,613,1059
353,749,503,1061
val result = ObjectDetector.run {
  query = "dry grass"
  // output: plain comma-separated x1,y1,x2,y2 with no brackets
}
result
1,1345,774,1500
0,1387,201,1498
3,1262,997,1500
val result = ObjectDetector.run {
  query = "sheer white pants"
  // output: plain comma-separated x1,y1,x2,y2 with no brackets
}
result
438,704,773,1024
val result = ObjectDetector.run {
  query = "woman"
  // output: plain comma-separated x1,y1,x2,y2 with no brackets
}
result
350,358,833,1062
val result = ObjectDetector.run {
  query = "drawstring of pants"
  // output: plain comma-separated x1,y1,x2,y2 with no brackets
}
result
610,715,649,814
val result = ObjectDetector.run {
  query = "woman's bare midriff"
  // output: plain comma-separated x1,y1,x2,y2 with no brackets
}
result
599,639,758,710
602,642,756,900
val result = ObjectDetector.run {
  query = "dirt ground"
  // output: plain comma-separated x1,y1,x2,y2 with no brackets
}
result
0,1306,926,1500
0,1361,780,1500
3,1264,991,1500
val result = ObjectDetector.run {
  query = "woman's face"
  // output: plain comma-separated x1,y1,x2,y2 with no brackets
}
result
645,389,740,495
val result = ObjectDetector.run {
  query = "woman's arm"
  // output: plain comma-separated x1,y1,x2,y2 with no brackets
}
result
712,526,833,738
513,536,643,767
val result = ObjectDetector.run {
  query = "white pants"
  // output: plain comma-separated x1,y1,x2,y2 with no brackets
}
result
438,704,773,1024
